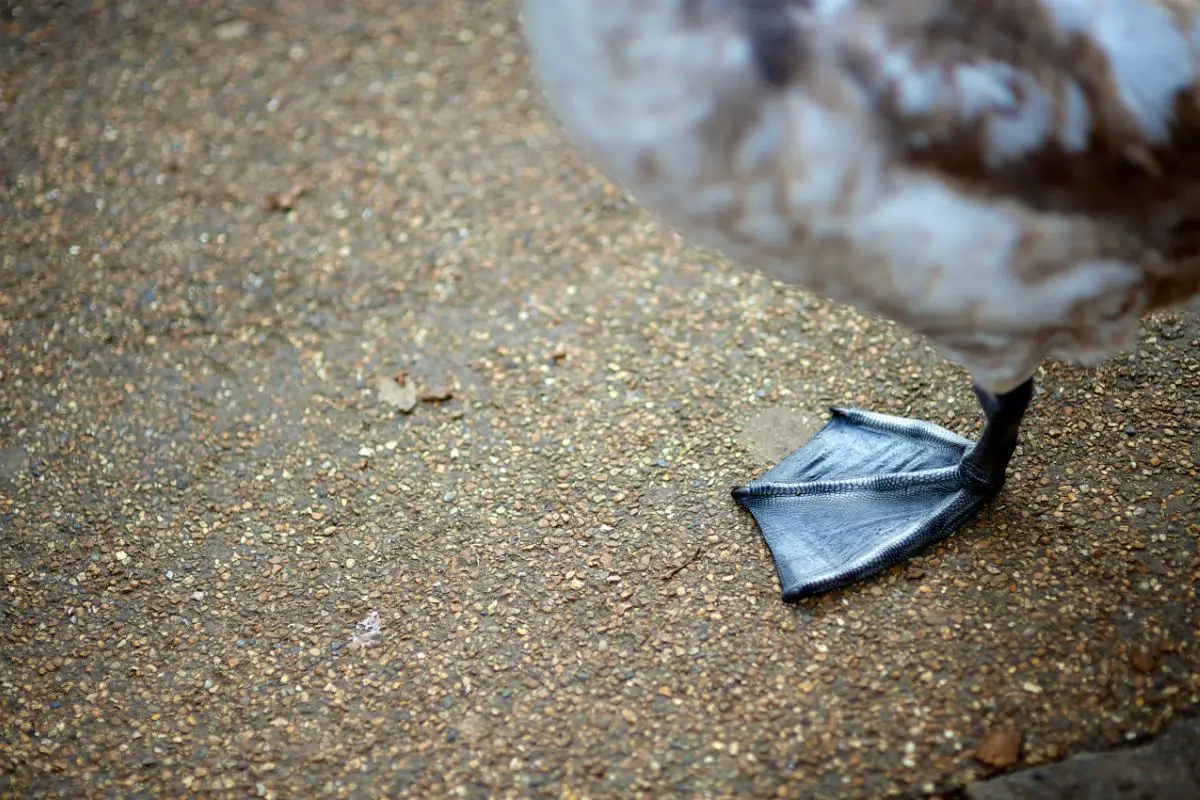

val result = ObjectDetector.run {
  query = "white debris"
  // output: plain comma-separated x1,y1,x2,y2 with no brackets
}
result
347,610,382,650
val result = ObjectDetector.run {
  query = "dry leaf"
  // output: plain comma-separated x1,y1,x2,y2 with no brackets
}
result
262,182,313,212
1130,650,1158,673
974,728,1022,769
418,384,454,402
377,372,417,413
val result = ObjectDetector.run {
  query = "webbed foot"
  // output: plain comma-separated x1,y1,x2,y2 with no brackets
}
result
734,380,1033,600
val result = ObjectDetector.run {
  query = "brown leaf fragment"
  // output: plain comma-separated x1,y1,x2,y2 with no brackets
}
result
418,384,454,402
262,182,313,212
974,728,1022,769
377,372,417,413
1130,650,1159,673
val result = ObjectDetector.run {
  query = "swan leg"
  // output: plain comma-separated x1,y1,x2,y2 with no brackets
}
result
733,379,1033,600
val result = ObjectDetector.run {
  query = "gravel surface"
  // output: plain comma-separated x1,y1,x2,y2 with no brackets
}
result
2,1,1198,797
967,716,1200,800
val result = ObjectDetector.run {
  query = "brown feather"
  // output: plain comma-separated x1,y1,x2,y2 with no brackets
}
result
836,0,1200,306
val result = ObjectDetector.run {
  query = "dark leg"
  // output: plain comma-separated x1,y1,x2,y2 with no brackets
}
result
733,378,1034,601
958,378,1034,494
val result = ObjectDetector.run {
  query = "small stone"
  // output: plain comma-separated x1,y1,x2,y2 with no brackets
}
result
213,20,251,40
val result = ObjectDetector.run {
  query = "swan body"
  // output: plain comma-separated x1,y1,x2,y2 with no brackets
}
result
522,0,1200,597
523,0,1200,392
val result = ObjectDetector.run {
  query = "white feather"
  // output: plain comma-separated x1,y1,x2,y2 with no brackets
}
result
1044,0,1194,139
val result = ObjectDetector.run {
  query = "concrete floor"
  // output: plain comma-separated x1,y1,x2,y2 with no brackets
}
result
2,1,1198,797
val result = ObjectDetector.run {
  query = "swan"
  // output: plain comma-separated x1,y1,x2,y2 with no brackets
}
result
521,0,1200,599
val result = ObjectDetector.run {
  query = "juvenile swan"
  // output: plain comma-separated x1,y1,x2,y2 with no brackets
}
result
522,0,1200,599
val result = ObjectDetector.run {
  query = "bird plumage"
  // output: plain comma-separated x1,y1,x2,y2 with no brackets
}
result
522,0,1200,392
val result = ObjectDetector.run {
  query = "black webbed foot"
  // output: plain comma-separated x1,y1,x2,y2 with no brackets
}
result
734,380,1033,600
